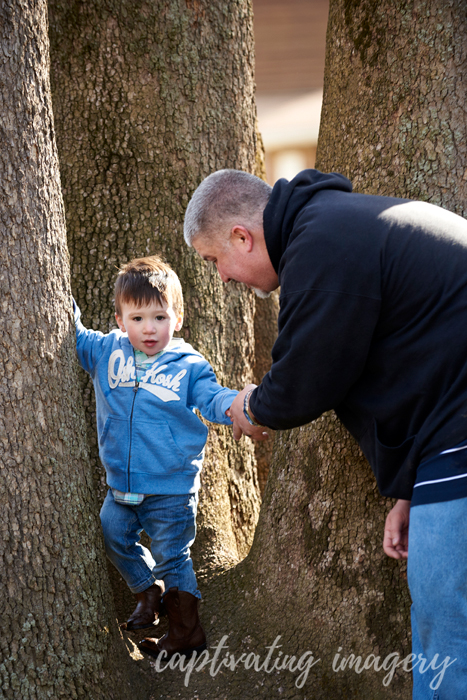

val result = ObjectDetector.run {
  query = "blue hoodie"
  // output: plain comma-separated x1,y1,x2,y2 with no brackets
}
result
75,303,237,495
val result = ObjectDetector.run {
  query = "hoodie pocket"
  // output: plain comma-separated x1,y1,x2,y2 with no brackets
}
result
130,419,187,475
373,422,416,497
99,416,130,472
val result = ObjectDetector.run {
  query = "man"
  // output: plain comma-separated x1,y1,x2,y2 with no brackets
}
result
184,168,467,698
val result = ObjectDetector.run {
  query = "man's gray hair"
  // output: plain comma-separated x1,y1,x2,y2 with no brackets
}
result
184,169,272,246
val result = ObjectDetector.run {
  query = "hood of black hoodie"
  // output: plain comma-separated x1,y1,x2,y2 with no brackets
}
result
263,169,353,273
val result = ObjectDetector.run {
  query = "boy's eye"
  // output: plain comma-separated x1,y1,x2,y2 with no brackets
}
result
155,315,166,321
133,316,142,322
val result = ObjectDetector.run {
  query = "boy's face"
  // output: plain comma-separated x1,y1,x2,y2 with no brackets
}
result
115,298,183,356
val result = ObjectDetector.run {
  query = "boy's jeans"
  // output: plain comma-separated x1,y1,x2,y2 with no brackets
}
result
100,489,200,598
408,497,467,698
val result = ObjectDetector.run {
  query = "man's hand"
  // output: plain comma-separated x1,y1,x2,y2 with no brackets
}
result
228,384,269,441
383,499,411,559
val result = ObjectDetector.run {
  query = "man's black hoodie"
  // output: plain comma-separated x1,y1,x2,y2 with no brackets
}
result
249,169,467,500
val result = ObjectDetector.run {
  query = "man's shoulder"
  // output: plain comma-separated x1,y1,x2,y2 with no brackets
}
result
294,188,402,231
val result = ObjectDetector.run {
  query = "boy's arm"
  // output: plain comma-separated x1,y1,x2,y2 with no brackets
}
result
188,360,259,424
189,359,269,441
74,299,106,375
189,359,238,424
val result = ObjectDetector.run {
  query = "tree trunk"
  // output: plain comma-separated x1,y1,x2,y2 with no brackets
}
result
48,0,264,619
131,2,467,698
318,0,467,212
0,2,139,697
253,291,278,494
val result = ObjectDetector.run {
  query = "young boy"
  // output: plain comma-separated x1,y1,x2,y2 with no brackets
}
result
74,256,265,659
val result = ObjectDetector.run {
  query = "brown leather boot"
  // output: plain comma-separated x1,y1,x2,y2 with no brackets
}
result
138,587,207,658
121,579,165,631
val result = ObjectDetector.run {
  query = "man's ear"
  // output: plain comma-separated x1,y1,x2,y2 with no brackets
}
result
115,312,126,332
231,225,254,252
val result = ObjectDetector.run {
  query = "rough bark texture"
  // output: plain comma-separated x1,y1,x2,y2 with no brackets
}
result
48,0,265,620
253,126,278,494
318,0,467,212
253,291,278,494
33,0,465,697
0,1,140,697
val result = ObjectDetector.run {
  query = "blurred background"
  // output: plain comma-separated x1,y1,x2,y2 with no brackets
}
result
253,0,329,184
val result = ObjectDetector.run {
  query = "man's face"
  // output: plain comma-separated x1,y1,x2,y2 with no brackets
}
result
193,229,279,296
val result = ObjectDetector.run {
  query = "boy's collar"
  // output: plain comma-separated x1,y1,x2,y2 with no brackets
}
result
134,337,184,361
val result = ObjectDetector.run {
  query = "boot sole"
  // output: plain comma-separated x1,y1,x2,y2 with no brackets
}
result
121,604,167,631
122,620,160,631
139,641,207,660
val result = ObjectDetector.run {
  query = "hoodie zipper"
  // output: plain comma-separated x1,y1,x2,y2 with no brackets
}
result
127,359,139,491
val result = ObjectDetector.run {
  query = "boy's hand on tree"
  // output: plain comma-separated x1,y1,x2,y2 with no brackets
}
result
383,499,411,559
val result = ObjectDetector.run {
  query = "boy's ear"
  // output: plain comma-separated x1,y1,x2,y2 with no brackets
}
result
115,312,126,332
175,314,183,332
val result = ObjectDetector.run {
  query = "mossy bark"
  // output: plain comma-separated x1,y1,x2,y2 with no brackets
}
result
0,1,139,697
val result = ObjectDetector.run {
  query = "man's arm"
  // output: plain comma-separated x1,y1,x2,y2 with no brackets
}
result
383,499,411,559
248,287,381,431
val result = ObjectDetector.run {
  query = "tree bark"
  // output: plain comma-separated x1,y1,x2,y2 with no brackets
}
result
253,126,278,495
253,291,278,494
318,0,467,212
48,0,264,619
0,2,139,697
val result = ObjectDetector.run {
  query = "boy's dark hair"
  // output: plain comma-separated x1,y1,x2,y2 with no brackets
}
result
114,256,184,318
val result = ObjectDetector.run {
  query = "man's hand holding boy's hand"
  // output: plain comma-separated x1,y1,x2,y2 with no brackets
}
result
241,423,269,441
383,499,410,559
226,386,269,441
225,408,269,441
